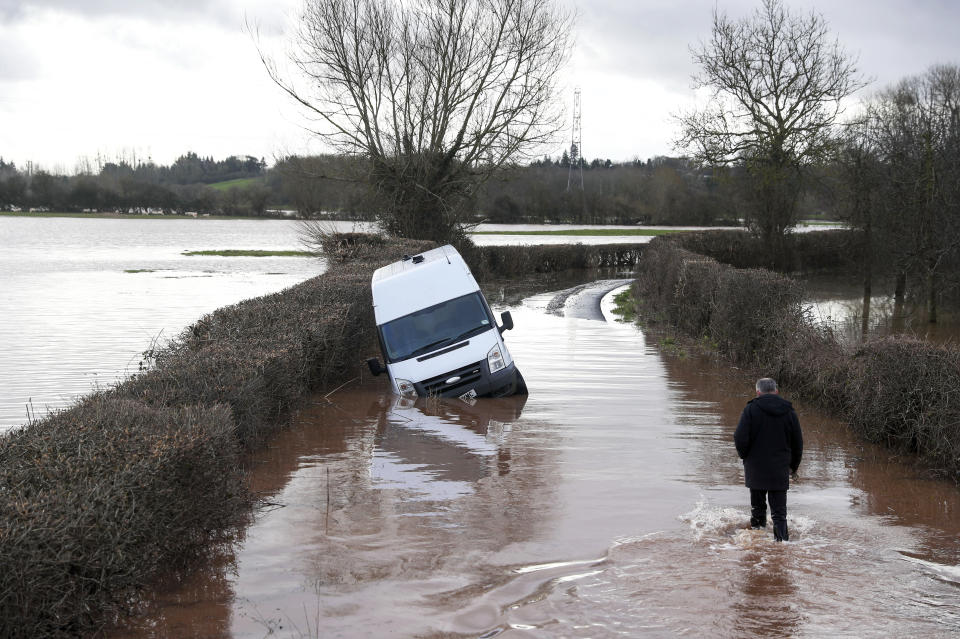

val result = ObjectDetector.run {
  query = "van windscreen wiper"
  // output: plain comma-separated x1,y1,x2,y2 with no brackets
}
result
445,324,490,344
407,338,454,359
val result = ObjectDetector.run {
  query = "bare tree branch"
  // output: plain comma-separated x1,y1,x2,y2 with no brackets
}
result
260,0,573,242
675,0,866,242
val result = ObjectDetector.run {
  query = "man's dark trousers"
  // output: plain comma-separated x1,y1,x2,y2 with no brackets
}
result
750,488,788,541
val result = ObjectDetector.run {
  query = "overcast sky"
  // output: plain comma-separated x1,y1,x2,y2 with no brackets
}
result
1,0,958,172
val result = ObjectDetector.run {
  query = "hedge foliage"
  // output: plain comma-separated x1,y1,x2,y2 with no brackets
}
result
469,242,644,279
635,235,960,481
0,398,243,637
661,228,864,272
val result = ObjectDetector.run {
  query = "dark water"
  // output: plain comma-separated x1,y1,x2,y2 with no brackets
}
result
116,286,960,638
804,273,960,344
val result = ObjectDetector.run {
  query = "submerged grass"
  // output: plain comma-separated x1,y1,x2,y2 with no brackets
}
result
472,228,689,236
611,288,637,323
0,212,278,220
181,249,315,257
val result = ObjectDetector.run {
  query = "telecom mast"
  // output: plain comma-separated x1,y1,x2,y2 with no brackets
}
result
566,88,583,191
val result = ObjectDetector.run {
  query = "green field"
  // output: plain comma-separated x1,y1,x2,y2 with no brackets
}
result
207,177,263,191
181,250,314,257
471,228,691,236
1,211,271,220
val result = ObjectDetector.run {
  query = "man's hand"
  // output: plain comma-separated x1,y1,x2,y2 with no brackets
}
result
791,471,799,480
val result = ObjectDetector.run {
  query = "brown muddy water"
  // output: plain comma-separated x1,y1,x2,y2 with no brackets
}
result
118,285,960,638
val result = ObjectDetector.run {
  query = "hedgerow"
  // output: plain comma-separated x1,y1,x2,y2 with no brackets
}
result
634,235,960,481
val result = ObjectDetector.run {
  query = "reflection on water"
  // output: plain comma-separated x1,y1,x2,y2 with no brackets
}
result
118,292,960,638
804,273,960,344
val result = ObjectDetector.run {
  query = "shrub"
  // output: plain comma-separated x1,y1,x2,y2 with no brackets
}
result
0,397,244,638
846,338,960,474
709,267,806,368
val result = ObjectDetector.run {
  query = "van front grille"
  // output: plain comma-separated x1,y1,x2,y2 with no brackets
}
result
420,361,485,396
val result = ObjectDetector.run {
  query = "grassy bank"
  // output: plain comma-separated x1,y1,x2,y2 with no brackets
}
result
472,228,688,236
0,211,285,220
208,177,263,191
632,235,960,481
181,249,314,257
0,235,643,636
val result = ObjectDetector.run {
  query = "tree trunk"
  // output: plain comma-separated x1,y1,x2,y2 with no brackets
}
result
893,269,907,333
861,269,872,341
860,218,872,340
928,267,938,324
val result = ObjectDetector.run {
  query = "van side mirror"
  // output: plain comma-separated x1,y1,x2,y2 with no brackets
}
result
498,311,514,334
366,357,385,376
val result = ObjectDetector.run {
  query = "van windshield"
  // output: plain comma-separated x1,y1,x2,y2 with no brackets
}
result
380,292,495,362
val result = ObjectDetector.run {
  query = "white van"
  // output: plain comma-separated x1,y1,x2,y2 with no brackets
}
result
366,245,526,399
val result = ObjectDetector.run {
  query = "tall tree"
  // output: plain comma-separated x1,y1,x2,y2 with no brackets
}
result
676,0,865,250
260,0,573,243
833,118,887,337
868,65,960,323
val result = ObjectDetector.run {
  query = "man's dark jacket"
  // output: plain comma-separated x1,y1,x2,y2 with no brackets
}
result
734,393,803,491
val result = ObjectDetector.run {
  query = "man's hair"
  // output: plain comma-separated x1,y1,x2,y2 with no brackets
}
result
756,378,778,394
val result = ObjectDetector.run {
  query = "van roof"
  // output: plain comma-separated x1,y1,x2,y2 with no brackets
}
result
371,245,480,324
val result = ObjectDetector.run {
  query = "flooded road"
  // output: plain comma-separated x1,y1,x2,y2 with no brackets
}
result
121,285,960,638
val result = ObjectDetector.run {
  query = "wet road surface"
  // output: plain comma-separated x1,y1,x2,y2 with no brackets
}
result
119,284,960,638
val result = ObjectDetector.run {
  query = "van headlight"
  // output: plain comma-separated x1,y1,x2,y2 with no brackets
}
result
395,378,418,397
487,345,506,373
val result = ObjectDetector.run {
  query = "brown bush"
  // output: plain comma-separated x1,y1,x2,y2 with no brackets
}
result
0,396,245,638
631,241,689,322
709,267,806,368
846,338,960,474
775,322,849,411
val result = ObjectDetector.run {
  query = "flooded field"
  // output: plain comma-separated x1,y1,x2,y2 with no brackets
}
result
0,216,333,429
119,285,960,638
0,217,650,430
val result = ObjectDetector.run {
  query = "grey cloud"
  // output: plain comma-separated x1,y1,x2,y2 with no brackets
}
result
0,0,277,29
576,0,960,96
575,0,756,92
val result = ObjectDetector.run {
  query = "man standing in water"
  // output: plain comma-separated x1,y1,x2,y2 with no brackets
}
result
734,378,803,542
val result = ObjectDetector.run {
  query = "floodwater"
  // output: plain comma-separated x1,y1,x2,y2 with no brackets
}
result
118,284,960,638
803,273,960,344
0,217,652,430
0,217,333,429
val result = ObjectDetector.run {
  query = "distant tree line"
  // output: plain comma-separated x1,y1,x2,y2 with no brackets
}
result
0,153,274,217
475,156,744,225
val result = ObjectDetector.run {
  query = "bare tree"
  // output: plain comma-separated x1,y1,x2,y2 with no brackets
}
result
260,0,573,243
833,116,887,337
676,0,865,248
867,65,960,323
